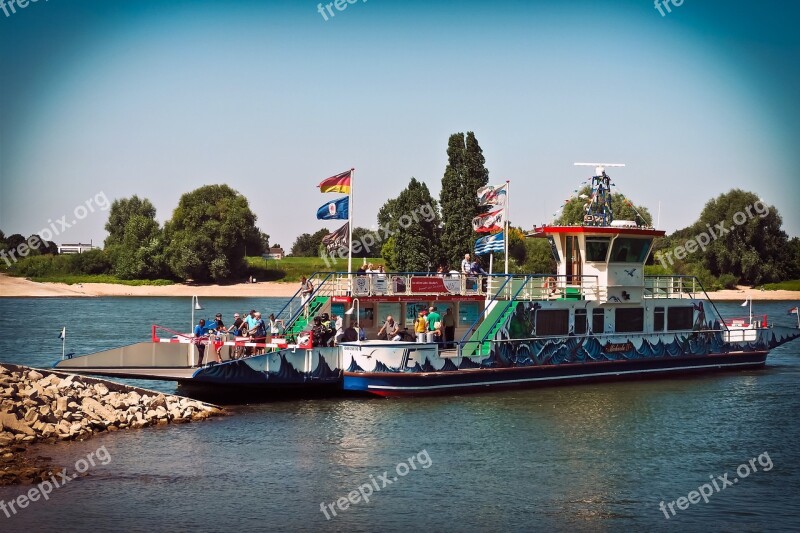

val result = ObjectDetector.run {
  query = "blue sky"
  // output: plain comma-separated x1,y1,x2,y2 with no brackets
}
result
1,0,798,250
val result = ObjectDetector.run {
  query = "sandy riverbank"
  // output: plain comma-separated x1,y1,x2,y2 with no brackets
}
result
1,274,798,301
0,274,298,298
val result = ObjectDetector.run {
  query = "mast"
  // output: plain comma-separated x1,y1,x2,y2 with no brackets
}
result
504,179,510,275
348,168,354,284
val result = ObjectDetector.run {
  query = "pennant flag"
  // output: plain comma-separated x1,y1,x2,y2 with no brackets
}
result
475,232,505,255
318,170,352,194
476,183,508,206
472,208,505,233
789,306,798,315
58,327,65,340
316,197,349,220
741,299,749,307
322,222,349,253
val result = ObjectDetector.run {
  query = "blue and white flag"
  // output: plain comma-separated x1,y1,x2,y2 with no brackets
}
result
58,327,66,340
316,197,349,220
475,232,505,255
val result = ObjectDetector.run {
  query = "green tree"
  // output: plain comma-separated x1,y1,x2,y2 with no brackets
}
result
104,196,157,247
351,226,377,258
379,178,442,272
520,238,558,275
164,185,262,282
439,132,491,268
290,228,330,257
104,195,168,279
681,189,793,284
555,186,652,226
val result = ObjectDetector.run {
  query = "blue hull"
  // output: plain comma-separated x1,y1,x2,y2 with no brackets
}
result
343,351,769,396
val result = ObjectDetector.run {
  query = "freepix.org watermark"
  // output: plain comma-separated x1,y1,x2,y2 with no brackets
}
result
316,0,367,22
1,445,111,519
0,0,47,18
654,0,687,17
655,200,768,269
658,451,773,519
0,191,110,267
321,203,436,267
320,449,433,520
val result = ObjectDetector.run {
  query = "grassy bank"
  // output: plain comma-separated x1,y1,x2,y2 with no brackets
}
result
26,274,174,286
762,279,800,291
246,256,383,282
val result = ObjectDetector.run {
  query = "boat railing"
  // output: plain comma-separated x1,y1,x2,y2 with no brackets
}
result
644,276,704,299
273,271,336,335
499,274,602,302
327,271,516,298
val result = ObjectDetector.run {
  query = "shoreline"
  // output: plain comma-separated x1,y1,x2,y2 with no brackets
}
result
0,274,798,301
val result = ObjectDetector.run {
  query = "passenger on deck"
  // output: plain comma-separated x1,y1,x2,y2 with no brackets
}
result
358,323,367,341
268,313,282,338
300,276,313,310
427,306,442,343
378,316,402,341
414,310,428,342
227,313,244,359
333,313,344,345
194,319,209,367
341,322,359,342
253,312,267,355
461,254,471,275
212,313,226,362
443,307,456,348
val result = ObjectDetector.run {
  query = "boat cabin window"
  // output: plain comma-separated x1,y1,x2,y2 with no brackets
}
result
654,306,665,332
609,238,652,263
592,309,605,334
547,236,560,263
536,309,569,336
585,237,611,262
574,308,588,335
667,307,694,331
615,308,644,333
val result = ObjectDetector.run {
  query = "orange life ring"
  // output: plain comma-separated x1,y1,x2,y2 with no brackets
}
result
545,276,558,294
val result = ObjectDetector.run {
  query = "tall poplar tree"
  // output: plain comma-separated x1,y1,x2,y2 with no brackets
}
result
439,131,490,269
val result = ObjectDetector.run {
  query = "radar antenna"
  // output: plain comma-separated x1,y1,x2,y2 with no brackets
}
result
573,162,626,226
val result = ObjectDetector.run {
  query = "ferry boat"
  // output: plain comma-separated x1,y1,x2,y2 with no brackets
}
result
54,165,800,397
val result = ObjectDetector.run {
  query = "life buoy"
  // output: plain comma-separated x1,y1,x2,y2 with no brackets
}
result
545,276,558,294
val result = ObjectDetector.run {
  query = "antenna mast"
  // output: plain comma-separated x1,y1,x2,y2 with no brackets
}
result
574,163,625,227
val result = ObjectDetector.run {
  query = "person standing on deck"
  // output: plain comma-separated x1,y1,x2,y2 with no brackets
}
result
193,319,210,367
427,306,442,344
442,307,456,349
300,275,314,317
461,254,471,275
414,310,428,342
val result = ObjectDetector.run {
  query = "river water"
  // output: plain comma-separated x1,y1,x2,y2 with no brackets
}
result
0,297,798,531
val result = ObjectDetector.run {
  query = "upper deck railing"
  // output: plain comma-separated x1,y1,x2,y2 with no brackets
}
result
644,276,706,299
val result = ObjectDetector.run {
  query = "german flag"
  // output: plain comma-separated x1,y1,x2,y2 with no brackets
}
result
318,170,352,193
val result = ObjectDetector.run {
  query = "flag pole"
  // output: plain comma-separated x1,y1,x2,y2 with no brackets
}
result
348,168,354,285
61,327,66,360
504,180,510,275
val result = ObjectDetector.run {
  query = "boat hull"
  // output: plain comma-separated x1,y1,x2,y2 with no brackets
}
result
343,351,768,397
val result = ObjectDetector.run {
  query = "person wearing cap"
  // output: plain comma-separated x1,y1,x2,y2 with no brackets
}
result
193,319,210,367
211,313,226,362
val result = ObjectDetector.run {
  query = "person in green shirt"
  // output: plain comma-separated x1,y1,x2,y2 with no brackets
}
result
427,306,442,343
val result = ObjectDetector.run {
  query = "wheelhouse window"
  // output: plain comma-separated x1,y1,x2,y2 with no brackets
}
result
610,238,653,263
667,307,694,331
547,236,560,263
536,310,569,336
574,309,588,335
615,308,644,333
654,306,665,332
585,237,611,262
592,309,605,334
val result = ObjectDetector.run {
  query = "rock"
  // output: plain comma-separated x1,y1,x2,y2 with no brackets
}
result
93,383,109,396
56,396,68,413
57,375,74,389
0,412,35,436
27,370,43,381
151,394,167,409
155,406,167,419
0,432,14,446
81,397,118,423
